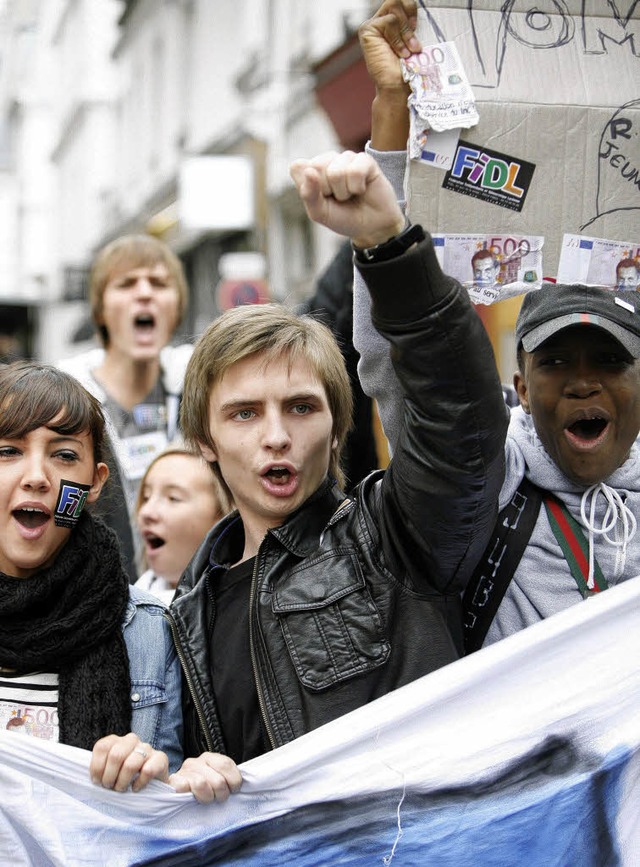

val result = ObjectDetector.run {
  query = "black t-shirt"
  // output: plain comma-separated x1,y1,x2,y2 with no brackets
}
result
208,557,268,764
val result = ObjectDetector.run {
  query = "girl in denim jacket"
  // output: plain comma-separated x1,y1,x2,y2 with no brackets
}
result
0,361,183,793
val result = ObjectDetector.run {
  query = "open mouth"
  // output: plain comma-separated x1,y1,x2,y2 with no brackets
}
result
145,533,165,550
263,467,292,486
134,313,156,332
13,508,49,529
566,416,609,442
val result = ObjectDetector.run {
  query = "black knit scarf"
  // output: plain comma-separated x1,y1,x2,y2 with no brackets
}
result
0,512,132,750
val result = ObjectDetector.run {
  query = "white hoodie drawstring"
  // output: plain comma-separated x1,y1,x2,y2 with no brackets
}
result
580,483,637,588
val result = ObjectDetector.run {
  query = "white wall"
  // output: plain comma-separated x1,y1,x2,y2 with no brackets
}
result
1,0,375,357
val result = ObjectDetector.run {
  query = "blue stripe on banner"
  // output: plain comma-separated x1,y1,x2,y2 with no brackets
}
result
135,744,628,866
579,240,594,249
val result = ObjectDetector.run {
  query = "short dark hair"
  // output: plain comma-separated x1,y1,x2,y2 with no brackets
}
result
616,258,640,277
471,249,498,268
0,362,106,463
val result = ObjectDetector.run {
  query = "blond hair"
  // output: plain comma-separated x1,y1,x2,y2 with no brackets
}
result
180,304,353,494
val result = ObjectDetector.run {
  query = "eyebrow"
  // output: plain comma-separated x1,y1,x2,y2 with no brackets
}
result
44,430,86,444
163,483,189,494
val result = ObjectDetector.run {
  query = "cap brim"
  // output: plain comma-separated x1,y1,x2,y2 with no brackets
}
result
521,314,640,358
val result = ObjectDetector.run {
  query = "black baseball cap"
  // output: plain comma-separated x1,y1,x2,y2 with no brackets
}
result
516,284,640,358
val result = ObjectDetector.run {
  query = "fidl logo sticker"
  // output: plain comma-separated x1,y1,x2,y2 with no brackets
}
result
443,140,536,213
54,480,92,528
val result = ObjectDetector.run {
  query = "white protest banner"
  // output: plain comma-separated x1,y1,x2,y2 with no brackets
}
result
2,576,640,865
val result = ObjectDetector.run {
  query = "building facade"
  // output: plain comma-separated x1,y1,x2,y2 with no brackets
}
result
0,0,378,360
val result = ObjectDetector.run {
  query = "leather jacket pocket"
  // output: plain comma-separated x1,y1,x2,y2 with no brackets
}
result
271,548,390,690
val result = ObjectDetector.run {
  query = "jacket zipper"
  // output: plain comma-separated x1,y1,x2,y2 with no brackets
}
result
164,610,215,754
328,498,352,526
248,551,277,750
319,498,353,545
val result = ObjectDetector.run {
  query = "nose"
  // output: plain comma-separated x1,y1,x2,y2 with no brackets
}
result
564,359,603,399
262,409,291,452
134,277,153,298
21,453,50,492
138,494,160,523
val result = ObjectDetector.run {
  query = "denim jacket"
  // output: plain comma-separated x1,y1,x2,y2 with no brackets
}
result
123,586,183,772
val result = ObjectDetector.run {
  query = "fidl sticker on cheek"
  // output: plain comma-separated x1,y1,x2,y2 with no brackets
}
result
54,480,92,528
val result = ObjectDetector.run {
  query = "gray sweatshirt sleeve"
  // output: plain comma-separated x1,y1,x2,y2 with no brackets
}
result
352,145,408,452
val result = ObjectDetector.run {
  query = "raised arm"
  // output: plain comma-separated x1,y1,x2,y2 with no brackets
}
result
360,0,417,151
292,150,508,598
352,0,419,450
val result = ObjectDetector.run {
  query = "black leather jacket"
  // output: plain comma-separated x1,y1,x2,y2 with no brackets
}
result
168,234,508,757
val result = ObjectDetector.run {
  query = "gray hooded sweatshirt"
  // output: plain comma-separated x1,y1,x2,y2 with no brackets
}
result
353,146,640,648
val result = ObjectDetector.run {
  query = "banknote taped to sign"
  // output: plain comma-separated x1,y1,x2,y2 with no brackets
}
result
432,232,544,304
557,234,640,290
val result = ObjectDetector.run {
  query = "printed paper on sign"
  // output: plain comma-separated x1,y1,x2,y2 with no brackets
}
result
413,125,460,171
557,234,640,289
432,233,544,304
402,42,479,136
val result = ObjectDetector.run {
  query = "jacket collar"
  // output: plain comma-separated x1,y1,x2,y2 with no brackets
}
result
268,477,344,557
176,477,345,596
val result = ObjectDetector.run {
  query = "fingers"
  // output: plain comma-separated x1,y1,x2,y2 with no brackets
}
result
291,151,377,208
374,1,421,58
169,752,243,805
359,0,421,71
290,150,403,244
324,151,375,201
90,732,170,794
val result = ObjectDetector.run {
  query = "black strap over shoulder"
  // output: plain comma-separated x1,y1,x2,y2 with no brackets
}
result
462,476,543,655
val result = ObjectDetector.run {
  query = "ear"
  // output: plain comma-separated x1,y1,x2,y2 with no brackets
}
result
88,462,110,503
331,435,338,451
198,440,218,463
513,370,530,414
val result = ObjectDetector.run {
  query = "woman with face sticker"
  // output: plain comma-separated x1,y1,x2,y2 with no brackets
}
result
0,361,186,795
135,449,231,604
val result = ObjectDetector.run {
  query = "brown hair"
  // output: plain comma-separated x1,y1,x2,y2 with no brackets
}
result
89,234,189,346
0,362,106,463
180,303,353,494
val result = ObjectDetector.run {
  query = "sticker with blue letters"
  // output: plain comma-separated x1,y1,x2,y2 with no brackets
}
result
54,480,92,528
